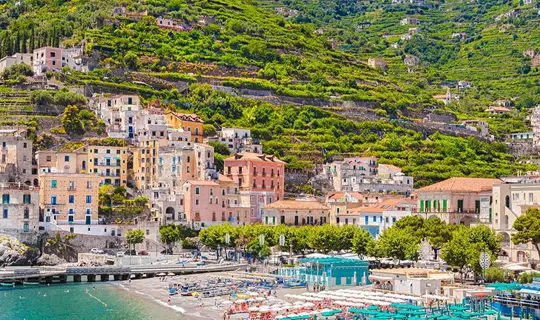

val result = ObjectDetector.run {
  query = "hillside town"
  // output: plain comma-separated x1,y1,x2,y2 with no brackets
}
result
0,91,538,268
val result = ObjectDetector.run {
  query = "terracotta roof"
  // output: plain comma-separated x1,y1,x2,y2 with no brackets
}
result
419,177,500,193
327,192,364,201
349,198,405,213
167,111,204,123
264,200,329,210
224,152,286,164
432,94,447,99
218,174,234,183
185,180,219,186
486,106,512,113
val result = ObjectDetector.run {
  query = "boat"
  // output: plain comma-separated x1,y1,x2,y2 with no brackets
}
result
23,282,40,286
0,283,15,287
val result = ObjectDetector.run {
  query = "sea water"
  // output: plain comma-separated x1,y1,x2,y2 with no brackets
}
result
0,283,183,320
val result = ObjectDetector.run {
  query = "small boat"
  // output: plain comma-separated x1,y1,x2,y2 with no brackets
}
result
0,283,14,287
23,282,40,286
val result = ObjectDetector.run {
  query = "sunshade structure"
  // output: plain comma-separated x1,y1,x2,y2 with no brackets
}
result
285,257,370,287
485,282,522,291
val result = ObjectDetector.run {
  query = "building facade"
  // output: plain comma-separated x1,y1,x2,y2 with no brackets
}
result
0,184,39,233
91,94,140,139
0,128,36,185
491,182,540,263
326,192,364,225
224,153,285,223
87,145,129,186
211,127,262,154
165,112,204,143
417,177,499,225
38,173,101,231
262,199,330,226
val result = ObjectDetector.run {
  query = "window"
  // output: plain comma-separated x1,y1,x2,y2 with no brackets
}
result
146,229,150,236
64,155,70,162
196,199,199,205
23,142,27,148
86,195,92,203
69,195,75,203
68,208,74,215
24,207,29,219
51,195,57,205
68,216,74,223
24,194,32,204
87,181,92,189
2,208,7,219
51,180,57,188
373,216,376,222
364,216,369,225
2,194,10,204
195,187,200,195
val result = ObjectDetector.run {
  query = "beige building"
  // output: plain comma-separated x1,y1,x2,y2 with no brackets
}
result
262,198,330,226
36,148,88,174
87,145,129,186
39,173,101,230
417,177,499,225
0,128,36,185
492,182,540,263
326,192,364,225
0,183,39,232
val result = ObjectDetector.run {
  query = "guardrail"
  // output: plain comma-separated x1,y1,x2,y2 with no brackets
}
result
66,267,131,275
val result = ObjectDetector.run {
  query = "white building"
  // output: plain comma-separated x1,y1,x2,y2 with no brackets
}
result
0,53,33,74
369,268,454,295
530,105,540,147
91,94,140,139
212,127,262,154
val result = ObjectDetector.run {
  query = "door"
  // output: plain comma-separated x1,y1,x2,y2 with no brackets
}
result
85,216,91,225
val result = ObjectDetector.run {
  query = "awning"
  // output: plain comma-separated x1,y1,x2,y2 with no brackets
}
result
504,265,532,271
519,289,540,295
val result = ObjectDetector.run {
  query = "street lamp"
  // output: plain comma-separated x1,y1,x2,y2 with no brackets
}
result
225,233,230,260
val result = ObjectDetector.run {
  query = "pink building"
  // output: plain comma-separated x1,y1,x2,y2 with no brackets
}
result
33,47,63,75
224,153,285,223
156,17,185,31
182,179,227,229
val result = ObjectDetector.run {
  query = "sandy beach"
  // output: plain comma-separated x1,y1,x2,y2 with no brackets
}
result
118,272,308,319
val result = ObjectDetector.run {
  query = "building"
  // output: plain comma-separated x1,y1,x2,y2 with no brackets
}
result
165,112,204,143
369,268,454,295
38,172,101,232
0,53,33,74
211,127,262,154
461,120,490,138
323,158,413,193
156,17,185,31
87,144,129,186
340,197,415,236
486,106,512,115
400,17,420,25
91,94,140,139
491,182,540,263
224,153,285,223
404,55,420,66
33,46,86,75
507,131,533,142
0,128,36,186
326,192,364,225
36,148,88,174
262,198,330,226
417,177,500,225
0,183,39,233
367,58,388,71
531,105,540,147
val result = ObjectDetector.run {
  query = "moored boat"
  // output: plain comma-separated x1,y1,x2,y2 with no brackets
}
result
0,282,15,287
23,281,40,286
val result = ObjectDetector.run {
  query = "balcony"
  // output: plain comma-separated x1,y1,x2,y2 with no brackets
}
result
98,172,119,177
95,162,120,167
67,186,76,191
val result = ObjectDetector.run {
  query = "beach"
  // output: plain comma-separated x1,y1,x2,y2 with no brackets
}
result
120,272,309,319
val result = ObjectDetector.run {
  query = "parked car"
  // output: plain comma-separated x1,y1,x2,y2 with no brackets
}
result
116,252,125,257
90,248,104,254
138,250,149,256
124,249,137,256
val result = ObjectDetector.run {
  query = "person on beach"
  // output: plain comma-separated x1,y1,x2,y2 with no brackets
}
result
168,297,171,304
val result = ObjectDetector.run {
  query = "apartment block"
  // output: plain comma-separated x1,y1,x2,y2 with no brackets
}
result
0,128,36,185
91,94,140,139
224,152,285,223
210,127,262,154
262,198,330,226
165,112,204,143
87,145,129,186
0,183,39,233
39,173,101,230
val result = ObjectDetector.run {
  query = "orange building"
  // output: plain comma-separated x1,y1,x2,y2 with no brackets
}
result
164,112,204,143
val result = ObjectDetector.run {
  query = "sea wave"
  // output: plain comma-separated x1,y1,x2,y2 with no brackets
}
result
132,289,186,314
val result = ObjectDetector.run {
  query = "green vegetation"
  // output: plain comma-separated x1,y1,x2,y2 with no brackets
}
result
60,105,105,135
1,64,33,84
125,229,145,251
512,208,540,257
518,271,540,284
98,185,149,224
159,224,199,251
31,90,86,107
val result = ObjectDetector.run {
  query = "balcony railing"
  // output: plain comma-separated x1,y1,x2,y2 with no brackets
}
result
419,209,480,214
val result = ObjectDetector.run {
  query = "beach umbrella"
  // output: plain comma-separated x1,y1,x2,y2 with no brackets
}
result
235,299,246,304
249,307,260,312
157,272,167,276
221,301,233,306
167,273,175,276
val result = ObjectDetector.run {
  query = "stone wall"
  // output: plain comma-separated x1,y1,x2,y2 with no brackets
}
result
49,231,125,253
0,229,41,245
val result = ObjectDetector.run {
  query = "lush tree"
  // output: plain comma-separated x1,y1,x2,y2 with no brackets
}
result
377,227,419,262
160,225,181,251
61,105,84,135
208,141,231,156
351,229,373,257
125,229,145,251
512,208,540,257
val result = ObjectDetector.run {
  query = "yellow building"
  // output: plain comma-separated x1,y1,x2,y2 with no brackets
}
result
39,173,101,227
87,145,129,186
165,112,204,143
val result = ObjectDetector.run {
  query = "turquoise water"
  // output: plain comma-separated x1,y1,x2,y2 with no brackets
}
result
0,283,183,320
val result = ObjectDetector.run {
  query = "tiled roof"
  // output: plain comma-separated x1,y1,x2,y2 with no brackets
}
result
185,180,219,186
378,164,402,171
218,174,234,183
225,152,286,164
264,200,329,210
349,198,405,213
167,112,204,123
419,177,500,193
327,192,364,200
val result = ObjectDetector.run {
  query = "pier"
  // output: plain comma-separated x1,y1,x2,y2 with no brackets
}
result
0,263,247,284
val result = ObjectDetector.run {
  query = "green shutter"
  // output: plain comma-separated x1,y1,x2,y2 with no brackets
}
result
265,216,268,224
420,200,424,212
442,200,447,212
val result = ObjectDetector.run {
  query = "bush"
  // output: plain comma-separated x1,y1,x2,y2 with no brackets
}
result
518,272,540,284
485,267,506,283
1,63,33,81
